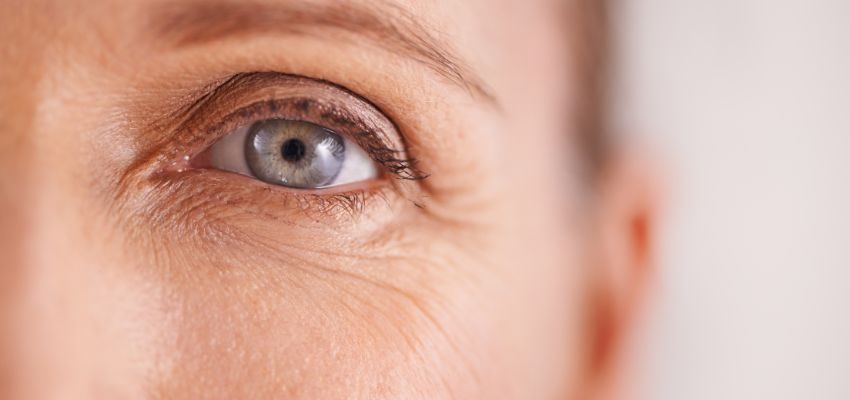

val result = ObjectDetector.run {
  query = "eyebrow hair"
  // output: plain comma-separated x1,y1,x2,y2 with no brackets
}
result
150,0,498,105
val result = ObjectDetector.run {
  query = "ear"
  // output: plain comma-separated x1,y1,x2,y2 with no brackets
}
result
584,150,658,400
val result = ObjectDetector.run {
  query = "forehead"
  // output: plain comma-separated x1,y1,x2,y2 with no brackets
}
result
18,0,564,57
5,0,569,94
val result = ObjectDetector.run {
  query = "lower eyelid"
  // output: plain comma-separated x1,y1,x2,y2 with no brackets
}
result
151,168,398,228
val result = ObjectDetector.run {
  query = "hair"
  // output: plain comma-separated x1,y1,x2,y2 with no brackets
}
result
572,0,609,174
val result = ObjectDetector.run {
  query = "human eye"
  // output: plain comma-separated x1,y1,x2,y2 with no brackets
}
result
119,71,436,233
165,72,426,197
206,117,376,189
185,73,425,192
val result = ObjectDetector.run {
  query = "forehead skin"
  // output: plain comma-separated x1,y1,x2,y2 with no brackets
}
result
0,0,583,399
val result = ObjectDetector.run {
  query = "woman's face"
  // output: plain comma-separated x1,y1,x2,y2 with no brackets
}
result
0,0,648,398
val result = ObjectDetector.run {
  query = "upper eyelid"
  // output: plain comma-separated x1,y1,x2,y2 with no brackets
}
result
165,73,394,153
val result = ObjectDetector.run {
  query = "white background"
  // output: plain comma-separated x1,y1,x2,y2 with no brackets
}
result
611,1,850,399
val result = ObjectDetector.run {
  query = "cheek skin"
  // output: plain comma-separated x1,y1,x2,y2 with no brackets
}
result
112,176,514,398
110,219,497,398
147,249,482,398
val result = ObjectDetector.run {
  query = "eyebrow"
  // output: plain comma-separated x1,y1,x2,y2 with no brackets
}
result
149,0,498,105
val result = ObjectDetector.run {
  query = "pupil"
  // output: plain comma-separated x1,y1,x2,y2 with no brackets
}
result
281,139,307,162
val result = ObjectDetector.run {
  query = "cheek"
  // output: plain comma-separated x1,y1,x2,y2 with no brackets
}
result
132,205,585,400
146,240,497,399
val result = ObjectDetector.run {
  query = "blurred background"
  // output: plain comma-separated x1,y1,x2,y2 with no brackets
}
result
610,1,850,399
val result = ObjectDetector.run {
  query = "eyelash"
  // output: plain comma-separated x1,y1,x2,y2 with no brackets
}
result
165,73,428,185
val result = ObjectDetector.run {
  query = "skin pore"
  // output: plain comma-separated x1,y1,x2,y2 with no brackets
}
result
0,0,652,399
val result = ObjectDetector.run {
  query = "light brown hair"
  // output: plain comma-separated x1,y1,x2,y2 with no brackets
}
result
573,0,609,172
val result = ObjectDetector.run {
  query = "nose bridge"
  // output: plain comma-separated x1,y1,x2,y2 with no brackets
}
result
0,103,139,400
0,0,42,343
0,94,93,400
3,157,163,400
0,31,103,400
12,194,97,400
0,15,47,397
0,7,130,399
1,92,169,400
0,160,38,399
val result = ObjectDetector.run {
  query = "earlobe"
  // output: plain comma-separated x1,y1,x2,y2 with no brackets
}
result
584,149,658,399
